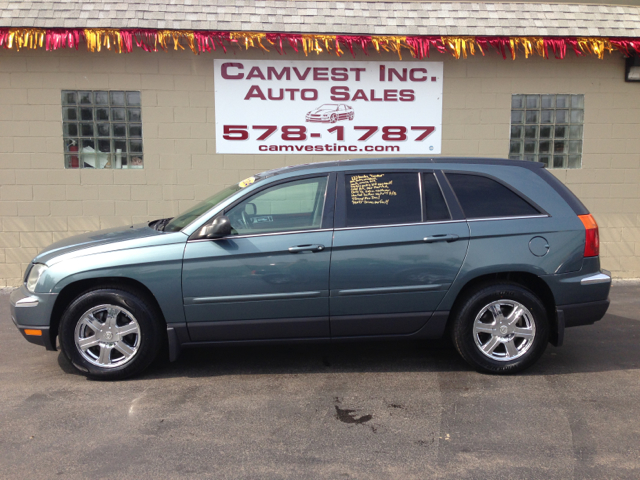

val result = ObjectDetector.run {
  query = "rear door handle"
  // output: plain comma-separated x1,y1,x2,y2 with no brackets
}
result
288,244,325,253
423,234,459,243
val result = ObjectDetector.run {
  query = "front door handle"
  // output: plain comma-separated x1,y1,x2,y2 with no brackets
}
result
423,234,459,243
288,244,325,253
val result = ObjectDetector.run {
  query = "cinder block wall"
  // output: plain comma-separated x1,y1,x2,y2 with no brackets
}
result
0,47,639,286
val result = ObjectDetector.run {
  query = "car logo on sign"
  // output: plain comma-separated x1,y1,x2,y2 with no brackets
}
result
305,104,355,123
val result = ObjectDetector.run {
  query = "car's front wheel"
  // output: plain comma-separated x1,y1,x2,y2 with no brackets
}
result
59,287,164,380
451,283,549,374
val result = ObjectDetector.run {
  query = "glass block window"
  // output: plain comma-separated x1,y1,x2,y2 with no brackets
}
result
509,94,584,169
62,90,143,169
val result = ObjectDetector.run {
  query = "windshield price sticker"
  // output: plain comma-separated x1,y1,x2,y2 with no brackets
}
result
214,60,443,155
238,176,256,188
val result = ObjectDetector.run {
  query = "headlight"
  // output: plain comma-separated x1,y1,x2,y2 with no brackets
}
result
26,264,48,293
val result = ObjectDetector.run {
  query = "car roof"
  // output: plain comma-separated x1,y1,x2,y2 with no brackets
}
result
259,157,545,178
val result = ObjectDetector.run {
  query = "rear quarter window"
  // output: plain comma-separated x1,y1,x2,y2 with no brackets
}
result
446,173,540,219
422,173,451,221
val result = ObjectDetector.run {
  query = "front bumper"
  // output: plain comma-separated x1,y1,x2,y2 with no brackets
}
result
306,117,329,123
10,285,58,351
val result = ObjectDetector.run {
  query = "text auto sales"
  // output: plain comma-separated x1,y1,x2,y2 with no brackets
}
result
220,62,436,102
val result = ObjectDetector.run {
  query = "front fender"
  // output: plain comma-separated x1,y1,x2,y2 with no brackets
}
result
42,242,187,325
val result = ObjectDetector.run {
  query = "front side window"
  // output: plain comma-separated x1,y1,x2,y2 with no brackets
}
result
62,90,143,169
447,173,540,219
226,176,328,235
345,172,421,227
509,94,584,169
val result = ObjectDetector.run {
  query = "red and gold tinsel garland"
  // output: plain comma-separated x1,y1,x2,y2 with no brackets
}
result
0,28,639,60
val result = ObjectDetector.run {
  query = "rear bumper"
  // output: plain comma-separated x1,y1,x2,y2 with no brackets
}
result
564,269,611,327
542,262,612,305
544,265,611,346
557,298,610,328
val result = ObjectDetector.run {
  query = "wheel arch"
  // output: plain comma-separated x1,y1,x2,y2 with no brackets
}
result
446,271,558,344
48,277,167,351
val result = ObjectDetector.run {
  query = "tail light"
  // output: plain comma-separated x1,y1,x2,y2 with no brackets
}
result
578,214,599,257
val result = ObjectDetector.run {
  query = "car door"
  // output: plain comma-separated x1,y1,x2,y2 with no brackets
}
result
329,170,470,337
182,174,336,342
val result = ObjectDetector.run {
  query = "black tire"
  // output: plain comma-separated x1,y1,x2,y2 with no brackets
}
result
451,283,549,374
59,287,164,380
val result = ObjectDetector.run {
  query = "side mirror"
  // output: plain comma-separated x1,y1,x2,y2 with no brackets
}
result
200,215,232,239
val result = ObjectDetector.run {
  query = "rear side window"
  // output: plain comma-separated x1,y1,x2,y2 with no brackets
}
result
422,173,450,221
346,172,421,227
446,173,540,219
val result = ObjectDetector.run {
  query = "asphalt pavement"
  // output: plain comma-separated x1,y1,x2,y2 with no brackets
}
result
1,283,639,479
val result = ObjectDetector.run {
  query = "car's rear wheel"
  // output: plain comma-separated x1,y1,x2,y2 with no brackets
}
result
348,112,354,120
451,283,549,374
59,287,163,380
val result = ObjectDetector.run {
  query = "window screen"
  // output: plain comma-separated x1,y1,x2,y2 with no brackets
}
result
422,173,450,221
447,173,539,219
346,173,421,227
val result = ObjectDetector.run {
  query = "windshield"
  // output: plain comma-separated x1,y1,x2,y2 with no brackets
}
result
319,104,338,109
164,184,243,232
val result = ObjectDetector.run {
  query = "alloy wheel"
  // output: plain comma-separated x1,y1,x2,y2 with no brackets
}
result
472,300,536,362
74,304,141,369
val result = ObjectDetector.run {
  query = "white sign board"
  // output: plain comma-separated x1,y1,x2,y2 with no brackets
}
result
214,59,443,155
